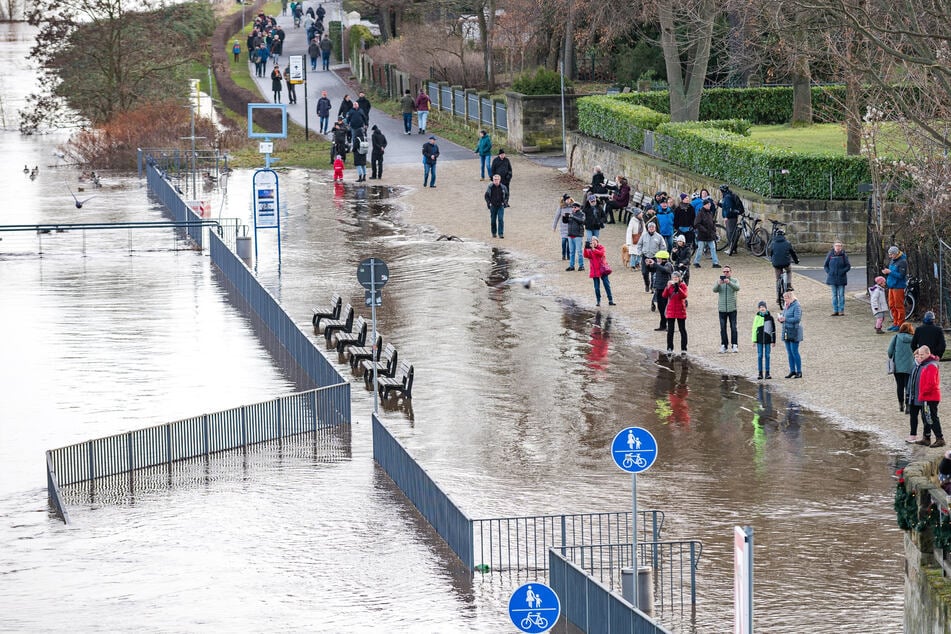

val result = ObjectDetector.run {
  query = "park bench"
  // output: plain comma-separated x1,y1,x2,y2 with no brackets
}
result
322,303,354,342
362,344,397,388
377,361,414,400
332,316,368,353
312,293,342,332
348,334,383,369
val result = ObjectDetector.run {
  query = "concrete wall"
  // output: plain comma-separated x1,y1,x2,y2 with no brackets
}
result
566,131,869,254
505,93,593,153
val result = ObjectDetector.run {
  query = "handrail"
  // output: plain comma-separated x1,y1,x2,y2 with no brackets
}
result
0,221,227,233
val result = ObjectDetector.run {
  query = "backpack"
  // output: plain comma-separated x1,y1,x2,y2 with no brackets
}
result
357,140,369,155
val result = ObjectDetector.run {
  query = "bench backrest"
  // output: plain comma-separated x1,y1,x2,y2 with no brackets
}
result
328,293,342,314
380,342,395,362
402,364,414,396
339,304,354,327
353,316,368,341
385,348,398,373
369,335,383,359
396,360,412,379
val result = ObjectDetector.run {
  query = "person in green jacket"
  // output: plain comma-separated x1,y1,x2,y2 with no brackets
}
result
474,130,492,180
713,265,740,352
888,321,916,417
751,300,776,380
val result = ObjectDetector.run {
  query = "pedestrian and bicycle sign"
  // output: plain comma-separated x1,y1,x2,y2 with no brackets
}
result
508,582,560,633
611,427,658,473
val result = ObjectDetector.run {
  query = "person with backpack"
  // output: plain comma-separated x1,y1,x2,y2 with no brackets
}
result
719,184,744,255
232,40,241,62
369,125,387,180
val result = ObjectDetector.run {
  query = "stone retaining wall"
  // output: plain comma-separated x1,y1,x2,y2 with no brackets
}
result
566,131,869,254
505,93,593,153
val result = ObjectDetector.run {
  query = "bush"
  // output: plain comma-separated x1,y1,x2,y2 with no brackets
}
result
512,67,571,95
577,96,670,150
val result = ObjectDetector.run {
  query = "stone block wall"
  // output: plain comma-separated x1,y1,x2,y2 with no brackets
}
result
506,93,593,153
566,132,868,254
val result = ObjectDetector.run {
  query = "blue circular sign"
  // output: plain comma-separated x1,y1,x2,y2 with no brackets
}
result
611,427,658,473
508,582,560,633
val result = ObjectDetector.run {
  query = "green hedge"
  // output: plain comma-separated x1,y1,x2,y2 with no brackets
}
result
578,96,670,149
654,123,870,199
615,86,848,124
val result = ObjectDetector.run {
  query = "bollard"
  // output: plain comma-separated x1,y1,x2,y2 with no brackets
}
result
621,567,635,604
236,235,253,260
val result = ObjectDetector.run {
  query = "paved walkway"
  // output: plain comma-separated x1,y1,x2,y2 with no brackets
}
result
245,7,474,166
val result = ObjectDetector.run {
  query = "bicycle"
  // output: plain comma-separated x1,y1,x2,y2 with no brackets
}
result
776,266,791,309
622,453,648,469
764,218,788,258
520,613,549,629
726,212,768,257
904,276,920,320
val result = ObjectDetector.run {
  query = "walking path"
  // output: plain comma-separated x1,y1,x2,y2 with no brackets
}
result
234,8,948,450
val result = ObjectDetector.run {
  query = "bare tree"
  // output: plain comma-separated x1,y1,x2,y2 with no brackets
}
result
657,0,716,121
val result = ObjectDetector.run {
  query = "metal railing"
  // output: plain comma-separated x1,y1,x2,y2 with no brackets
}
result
46,452,71,524
47,384,350,488
472,511,664,574
549,548,672,634
372,413,474,568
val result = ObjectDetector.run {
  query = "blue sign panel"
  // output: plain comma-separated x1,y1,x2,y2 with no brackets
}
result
610,427,658,473
508,582,560,633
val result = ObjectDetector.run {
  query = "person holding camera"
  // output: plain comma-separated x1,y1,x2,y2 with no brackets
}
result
662,272,689,355
713,265,740,353
639,221,666,292
647,250,673,331
582,237,615,307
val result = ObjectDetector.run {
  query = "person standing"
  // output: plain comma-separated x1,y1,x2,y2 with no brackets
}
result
889,321,916,416
565,202,586,271
912,311,947,359
870,276,889,333
347,101,367,143
823,241,851,316
352,138,367,182
647,250,673,331
553,194,573,261
357,92,372,122
719,184,743,255
283,64,297,104
752,300,776,380
270,64,283,103
582,194,602,241
663,272,688,354
910,345,944,447
484,174,509,238
777,290,803,378
308,37,320,71
422,135,439,188
673,193,696,248
713,265,740,353
369,125,387,180
583,237,615,307
692,197,720,267
316,90,332,134
320,35,333,70
490,149,513,194
882,245,909,330
474,130,492,180
655,198,674,250
639,222,666,292
232,40,241,62
399,90,415,134
415,88,431,135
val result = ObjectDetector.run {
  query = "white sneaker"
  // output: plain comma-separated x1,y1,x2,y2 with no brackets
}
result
731,344,738,353
666,349,674,355
719,345,727,354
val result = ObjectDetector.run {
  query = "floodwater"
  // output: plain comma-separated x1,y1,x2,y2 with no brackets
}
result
0,22,907,633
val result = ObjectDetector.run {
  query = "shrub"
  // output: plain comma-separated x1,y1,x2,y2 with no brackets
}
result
577,96,670,150
512,67,572,95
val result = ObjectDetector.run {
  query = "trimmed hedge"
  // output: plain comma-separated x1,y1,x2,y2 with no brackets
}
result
578,95,670,149
615,86,848,124
654,123,870,199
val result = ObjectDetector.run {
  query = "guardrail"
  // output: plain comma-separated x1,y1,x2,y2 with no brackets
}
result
45,452,71,524
549,548,672,634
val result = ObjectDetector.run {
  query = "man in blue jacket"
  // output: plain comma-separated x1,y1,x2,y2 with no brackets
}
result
422,135,439,188
882,245,908,330
823,241,851,316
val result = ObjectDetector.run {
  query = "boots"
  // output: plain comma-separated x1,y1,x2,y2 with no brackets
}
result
915,435,932,446
932,437,946,448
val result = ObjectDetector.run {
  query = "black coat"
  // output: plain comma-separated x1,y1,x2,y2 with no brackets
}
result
491,156,513,186
357,96,371,117
770,234,799,268
912,324,947,359
371,129,387,158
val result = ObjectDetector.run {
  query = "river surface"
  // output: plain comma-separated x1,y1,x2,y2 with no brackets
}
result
0,21,907,633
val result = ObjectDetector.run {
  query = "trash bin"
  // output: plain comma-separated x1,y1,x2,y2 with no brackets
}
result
236,235,253,260
621,566,654,615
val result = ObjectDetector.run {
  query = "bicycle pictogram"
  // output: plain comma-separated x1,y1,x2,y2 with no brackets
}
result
621,453,648,469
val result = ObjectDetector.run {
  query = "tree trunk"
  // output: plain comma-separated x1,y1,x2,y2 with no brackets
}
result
379,9,392,42
791,57,812,125
478,0,496,90
562,0,575,80
659,0,715,122
845,75,862,155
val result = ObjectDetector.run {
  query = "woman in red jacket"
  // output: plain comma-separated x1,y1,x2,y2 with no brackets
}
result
911,345,944,447
662,272,688,355
583,237,615,307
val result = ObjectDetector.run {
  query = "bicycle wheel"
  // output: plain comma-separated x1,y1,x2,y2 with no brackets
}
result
715,224,729,251
904,291,916,320
776,275,787,309
751,227,769,257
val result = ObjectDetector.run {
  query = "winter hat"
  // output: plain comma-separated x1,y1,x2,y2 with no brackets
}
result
874,276,886,285
562,193,571,201
704,197,715,205
888,245,900,256
587,194,597,202
498,148,506,154
924,311,936,324
757,300,768,309
655,250,670,260
428,135,436,140
371,124,379,131
680,193,688,200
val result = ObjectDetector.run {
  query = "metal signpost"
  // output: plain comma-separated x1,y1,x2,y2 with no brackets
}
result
611,426,658,612
508,582,560,633
357,257,389,412
287,55,308,140
247,104,288,263
734,525,754,634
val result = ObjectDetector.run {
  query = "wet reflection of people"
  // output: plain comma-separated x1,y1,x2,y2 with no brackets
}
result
585,314,612,372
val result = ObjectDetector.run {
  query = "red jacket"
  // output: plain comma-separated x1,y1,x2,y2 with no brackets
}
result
583,244,612,278
662,282,688,319
919,356,942,402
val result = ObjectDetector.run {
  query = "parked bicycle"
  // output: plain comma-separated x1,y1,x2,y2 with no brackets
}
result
726,212,768,257
904,276,920,320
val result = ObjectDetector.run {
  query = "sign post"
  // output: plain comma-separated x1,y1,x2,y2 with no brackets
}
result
734,525,754,634
252,168,280,262
610,426,658,612
508,582,560,633
357,257,390,413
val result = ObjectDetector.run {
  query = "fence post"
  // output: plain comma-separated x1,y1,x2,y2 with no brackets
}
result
166,423,172,466
276,399,283,439
88,441,95,482
241,407,247,447
203,414,210,456
311,389,318,431
690,541,697,604
127,432,134,473
652,512,660,569
561,514,567,557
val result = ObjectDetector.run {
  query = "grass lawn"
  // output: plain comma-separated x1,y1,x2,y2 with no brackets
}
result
749,123,849,155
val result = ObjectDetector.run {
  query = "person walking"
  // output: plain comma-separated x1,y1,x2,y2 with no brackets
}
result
565,202,586,271
713,265,740,352
490,149,513,194
399,90,415,134
823,241,851,316
647,250,673,331
889,321,915,416
553,194,573,261
582,237,615,307
283,63,297,104
882,245,908,330
422,135,439,188
910,345,944,447
912,311,946,359
663,272,688,354
870,276,889,333
692,197,720,268
308,37,320,70
357,92,372,123
415,88,431,135
270,64,283,103
319,35,333,70
484,174,509,238
232,40,241,63
474,130,492,180
369,125,387,180
777,290,803,378
751,300,776,380
316,90,332,134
